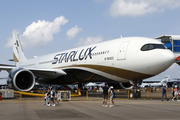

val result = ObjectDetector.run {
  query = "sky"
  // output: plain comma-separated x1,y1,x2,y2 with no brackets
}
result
1,0,180,84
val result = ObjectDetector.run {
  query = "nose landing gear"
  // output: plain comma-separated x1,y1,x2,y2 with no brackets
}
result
129,80,142,98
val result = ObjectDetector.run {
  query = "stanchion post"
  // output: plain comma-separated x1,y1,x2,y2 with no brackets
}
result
128,90,129,99
147,89,149,99
65,92,66,100
86,90,88,99
20,92,22,101
42,91,44,100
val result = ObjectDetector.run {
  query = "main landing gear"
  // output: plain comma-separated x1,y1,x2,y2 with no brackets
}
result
129,90,141,98
129,80,142,98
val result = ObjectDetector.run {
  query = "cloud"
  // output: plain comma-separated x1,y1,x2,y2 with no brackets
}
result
74,36,103,47
5,16,68,48
66,25,82,40
109,0,180,17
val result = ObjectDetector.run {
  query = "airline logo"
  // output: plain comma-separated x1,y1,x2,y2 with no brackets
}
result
52,46,97,64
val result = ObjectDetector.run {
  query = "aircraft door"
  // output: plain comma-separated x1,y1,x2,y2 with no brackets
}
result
117,41,130,60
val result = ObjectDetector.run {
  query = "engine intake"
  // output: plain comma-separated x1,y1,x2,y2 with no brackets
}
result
119,81,134,89
7,68,35,91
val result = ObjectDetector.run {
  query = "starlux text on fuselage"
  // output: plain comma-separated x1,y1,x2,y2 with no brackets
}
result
52,46,97,64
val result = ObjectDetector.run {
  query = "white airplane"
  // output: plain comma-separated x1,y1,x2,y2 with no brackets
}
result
96,82,105,87
86,82,97,87
140,75,170,88
0,34,176,92
85,82,105,87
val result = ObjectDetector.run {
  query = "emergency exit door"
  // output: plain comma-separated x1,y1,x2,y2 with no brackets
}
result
117,41,130,60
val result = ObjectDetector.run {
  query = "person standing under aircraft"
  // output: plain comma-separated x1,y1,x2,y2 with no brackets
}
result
161,84,168,101
50,89,56,106
172,85,180,101
49,86,52,91
102,83,109,107
109,86,115,107
54,91,58,104
46,88,51,106
44,91,48,106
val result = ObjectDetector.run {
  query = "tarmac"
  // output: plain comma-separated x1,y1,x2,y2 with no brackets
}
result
0,99,180,120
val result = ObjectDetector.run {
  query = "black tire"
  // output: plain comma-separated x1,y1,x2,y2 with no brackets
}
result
129,91,135,98
129,90,141,98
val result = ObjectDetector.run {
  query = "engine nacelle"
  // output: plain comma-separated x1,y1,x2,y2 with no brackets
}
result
119,81,134,89
7,68,35,91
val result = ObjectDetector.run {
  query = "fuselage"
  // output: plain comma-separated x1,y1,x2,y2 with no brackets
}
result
16,37,175,83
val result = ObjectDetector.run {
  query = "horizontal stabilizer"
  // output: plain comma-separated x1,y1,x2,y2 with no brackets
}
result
0,64,16,71
0,64,15,67
0,77,8,80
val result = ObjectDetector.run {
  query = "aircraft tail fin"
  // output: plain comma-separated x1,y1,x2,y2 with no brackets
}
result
13,33,27,62
160,75,170,84
176,56,180,66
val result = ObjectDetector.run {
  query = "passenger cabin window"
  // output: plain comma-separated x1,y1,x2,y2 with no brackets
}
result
141,44,166,51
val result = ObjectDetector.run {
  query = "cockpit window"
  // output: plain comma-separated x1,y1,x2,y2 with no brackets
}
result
148,44,154,50
141,44,166,51
141,45,148,51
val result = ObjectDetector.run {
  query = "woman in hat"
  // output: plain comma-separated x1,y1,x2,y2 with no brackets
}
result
109,86,115,107
172,85,180,101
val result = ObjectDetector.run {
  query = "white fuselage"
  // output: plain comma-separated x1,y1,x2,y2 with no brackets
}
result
16,37,175,83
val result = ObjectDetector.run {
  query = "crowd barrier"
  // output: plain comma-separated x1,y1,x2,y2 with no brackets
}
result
0,88,175,102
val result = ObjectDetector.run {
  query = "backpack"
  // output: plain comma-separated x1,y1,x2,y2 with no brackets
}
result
52,91,55,97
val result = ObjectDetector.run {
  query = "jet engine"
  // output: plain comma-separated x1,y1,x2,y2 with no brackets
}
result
119,81,134,89
7,68,35,91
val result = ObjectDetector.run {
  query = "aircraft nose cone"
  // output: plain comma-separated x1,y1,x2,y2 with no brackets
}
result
161,50,175,65
141,49,175,76
151,50,175,75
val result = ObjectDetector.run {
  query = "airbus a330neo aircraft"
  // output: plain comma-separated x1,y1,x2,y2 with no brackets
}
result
0,34,176,91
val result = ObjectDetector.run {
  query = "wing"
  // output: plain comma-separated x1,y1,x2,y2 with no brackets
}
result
26,68,67,79
0,64,67,79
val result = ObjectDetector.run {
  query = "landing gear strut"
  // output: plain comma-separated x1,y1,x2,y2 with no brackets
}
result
129,80,142,98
